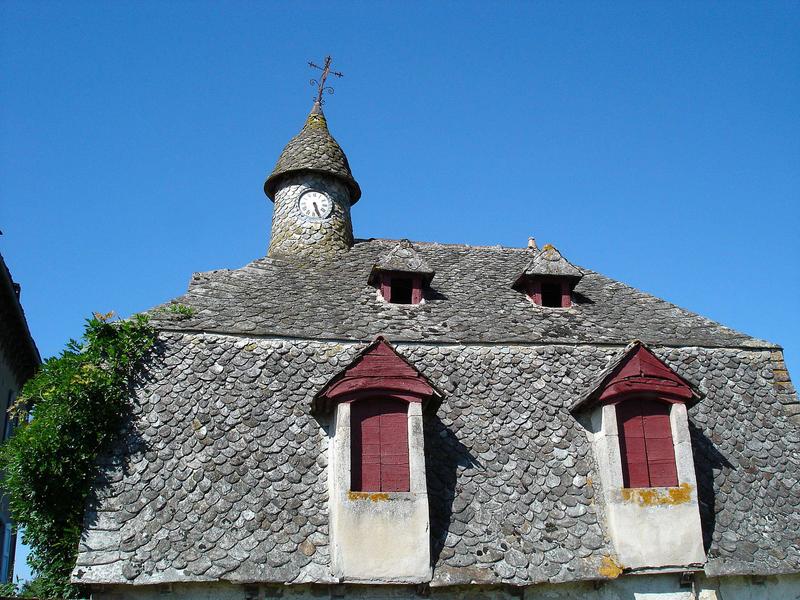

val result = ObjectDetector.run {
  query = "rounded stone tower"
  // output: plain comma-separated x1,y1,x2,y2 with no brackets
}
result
264,101,361,258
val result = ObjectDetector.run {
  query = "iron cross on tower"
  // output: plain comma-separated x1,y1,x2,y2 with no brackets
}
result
308,56,343,105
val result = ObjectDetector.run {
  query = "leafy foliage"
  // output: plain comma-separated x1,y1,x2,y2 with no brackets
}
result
162,303,196,318
0,576,52,598
0,313,156,598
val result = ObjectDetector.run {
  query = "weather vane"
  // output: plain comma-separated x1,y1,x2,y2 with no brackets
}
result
308,56,343,106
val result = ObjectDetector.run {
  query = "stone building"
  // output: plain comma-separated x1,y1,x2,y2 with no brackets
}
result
73,100,800,600
0,252,40,582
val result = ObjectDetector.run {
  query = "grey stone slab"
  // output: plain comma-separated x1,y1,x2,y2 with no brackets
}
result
73,334,800,586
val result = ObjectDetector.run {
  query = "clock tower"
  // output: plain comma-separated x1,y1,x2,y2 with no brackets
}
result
264,100,361,258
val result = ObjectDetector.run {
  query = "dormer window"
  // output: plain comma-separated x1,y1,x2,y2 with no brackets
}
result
571,341,706,570
380,273,422,305
369,240,434,306
527,278,572,308
314,337,443,582
514,244,582,309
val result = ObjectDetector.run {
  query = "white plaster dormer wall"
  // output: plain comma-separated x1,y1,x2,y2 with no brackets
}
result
589,402,705,570
268,174,353,258
328,402,431,583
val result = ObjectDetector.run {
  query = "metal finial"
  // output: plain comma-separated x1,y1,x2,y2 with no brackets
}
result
308,56,343,106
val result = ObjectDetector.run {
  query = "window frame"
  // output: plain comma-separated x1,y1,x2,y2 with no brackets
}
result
527,278,572,308
379,273,424,305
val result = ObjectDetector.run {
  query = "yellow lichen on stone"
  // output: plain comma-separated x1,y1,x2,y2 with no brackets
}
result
347,491,390,502
304,114,328,130
598,555,623,579
621,482,693,506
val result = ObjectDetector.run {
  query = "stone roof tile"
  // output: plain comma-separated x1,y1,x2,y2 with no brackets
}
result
264,103,361,202
147,239,773,349
369,240,435,284
514,244,583,286
73,335,800,585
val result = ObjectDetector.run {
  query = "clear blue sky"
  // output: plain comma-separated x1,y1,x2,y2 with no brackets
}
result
1,0,799,582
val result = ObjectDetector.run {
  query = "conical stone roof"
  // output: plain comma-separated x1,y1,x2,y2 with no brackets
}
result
264,102,361,203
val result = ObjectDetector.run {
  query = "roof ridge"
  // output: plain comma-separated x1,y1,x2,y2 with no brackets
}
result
355,237,533,253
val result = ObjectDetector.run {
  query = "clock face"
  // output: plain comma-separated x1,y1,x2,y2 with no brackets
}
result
298,190,333,221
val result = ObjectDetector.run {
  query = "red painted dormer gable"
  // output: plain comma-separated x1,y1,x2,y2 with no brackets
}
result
313,336,441,413
598,345,694,402
571,341,700,413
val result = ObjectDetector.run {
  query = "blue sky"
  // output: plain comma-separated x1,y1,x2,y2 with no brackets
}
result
1,0,798,582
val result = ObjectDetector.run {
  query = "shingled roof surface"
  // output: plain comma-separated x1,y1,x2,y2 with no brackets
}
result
73,239,800,587
147,239,770,348
370,239,435,283
516,244,583,282
264,105,361,202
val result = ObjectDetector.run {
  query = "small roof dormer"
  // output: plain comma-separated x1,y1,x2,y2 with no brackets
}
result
369,240,434,305
513,244,583,308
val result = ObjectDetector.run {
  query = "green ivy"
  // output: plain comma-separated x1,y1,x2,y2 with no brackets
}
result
0,313,156,599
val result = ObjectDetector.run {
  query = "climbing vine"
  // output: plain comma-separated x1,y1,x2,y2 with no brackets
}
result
0,313,156,599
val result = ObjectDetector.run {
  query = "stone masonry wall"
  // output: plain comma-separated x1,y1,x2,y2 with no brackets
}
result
268,174,353,258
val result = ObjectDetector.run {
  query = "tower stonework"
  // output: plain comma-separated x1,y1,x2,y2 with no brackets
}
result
269,173,353,257
265,103,361,259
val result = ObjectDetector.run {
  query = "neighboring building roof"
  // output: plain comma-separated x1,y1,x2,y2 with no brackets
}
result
368,239,435,285
264,102,362,203
146,239,771,349
74,333,800,586
0,253,40,386
513,244,583,287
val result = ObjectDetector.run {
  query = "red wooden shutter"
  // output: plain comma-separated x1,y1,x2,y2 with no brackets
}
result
380,275,392,302
379,410,409,491
411,276,423,305
351,399,410,492
642,402,679,487
528,280,543,305
617,399,678,488
560,281,572,308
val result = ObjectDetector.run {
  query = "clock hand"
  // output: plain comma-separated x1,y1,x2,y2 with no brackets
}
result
313,202,321,217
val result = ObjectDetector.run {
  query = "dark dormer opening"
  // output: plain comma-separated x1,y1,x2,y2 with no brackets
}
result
540,282,563,308
380,274,422,305
390,277,413,304
526,279,572,308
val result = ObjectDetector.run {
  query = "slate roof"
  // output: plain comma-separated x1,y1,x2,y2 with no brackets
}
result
74,336,800,586
146,239,771,348
264,103,361,203
73,239,800,587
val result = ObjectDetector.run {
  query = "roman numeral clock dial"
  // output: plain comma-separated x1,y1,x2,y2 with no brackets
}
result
298,190,333,221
